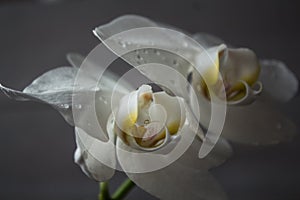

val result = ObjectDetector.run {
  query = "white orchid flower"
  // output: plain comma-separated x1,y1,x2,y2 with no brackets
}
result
190,45,298,145
93,15,298,146
0,51,232,200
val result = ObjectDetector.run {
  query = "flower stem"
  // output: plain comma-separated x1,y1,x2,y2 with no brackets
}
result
99,182,111,200
112,178,135,200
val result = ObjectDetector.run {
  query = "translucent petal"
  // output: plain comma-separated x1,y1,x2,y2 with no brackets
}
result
73,89,126,141
222,99,297,145
177,137,232,170
1,67,79,125
259,59,298,102
126,168,227,200
0,66,124,134
94,15,158,38
67,53,132,94
23,67,78,94
93,15,204,62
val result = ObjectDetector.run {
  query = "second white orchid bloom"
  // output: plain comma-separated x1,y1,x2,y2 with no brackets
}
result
190,44,298,145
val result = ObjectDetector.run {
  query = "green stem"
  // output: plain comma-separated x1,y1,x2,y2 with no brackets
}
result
112,178,135,200
99,182,111,200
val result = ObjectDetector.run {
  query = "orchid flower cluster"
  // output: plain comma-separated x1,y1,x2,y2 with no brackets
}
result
0,15,298,200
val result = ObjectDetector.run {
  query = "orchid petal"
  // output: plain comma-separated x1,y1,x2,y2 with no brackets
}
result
0,53,133,141
74,115,116,181
220,48,260,89
177,136,232,170
222,99,297,145
259,59,298,102
93,15,211,98
126,168,227,200
117,136,227,200
115,85,152,133
195,44,226,86
67,52,132,94
153,91,186,134
93,15,157,39
72,89,124,141
0,67,122,134
0,67,78,125
93,15,196,55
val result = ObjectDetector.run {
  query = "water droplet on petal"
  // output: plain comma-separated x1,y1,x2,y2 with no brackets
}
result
61,104,69,109
75,104,82,109
143,49,148,54
99,96,108,104
154,49,160,56
118,41,126,48
183,42,188,47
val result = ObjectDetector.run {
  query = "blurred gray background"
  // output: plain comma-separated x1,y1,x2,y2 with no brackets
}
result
0,0,299,199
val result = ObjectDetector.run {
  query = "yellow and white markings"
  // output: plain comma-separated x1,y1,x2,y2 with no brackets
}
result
114,84,185,151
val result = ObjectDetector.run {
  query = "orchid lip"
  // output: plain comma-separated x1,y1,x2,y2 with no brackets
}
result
126,125,181,152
